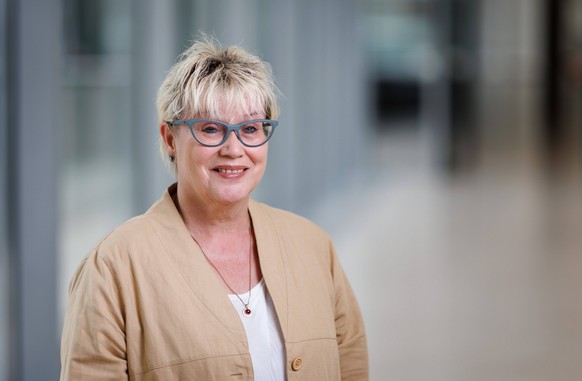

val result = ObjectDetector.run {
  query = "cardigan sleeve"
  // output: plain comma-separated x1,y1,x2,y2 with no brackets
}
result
329,240,369,381
60,249,128,380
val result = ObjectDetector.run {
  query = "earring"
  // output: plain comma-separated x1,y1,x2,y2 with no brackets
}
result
169,154,175,162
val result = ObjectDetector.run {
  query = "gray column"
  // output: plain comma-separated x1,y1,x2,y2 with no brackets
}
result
6,0,61,379
131,0,179,212
1,0,9,379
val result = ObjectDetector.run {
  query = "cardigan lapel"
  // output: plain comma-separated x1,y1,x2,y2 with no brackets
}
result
145,184,247,345
248,199,289,339
145,185,291,345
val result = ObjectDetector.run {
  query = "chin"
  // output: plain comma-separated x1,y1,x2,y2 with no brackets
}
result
213,187,253,205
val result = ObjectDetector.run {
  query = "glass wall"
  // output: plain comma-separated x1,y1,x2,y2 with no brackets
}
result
59,0,135,313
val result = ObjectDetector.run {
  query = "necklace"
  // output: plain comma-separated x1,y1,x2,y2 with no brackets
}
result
191,232,254,317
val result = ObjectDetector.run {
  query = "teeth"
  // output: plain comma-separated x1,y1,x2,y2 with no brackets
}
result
217,168,244,173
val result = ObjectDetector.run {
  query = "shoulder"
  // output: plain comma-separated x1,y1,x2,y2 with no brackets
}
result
250,199,333,246
251,199,325,230
85,213,159,266
106,213,153,245
66,215,151,294
86,183,183,258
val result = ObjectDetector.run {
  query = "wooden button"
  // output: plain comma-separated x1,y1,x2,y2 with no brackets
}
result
291,356,303,371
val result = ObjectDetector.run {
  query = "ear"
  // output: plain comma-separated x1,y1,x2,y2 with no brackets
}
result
160,122,176,155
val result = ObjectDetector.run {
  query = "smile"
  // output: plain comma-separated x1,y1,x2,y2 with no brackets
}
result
214,168,246,174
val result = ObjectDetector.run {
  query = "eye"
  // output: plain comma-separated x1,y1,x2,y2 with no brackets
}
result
241,123,259,134
200,124,221,134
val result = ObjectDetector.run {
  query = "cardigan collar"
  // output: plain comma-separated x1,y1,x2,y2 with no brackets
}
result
145,183,289,343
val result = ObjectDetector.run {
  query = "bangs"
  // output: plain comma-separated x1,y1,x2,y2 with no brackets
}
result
182,77,270,120
201,87,265,119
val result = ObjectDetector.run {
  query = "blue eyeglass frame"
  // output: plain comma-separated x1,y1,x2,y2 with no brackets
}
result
167,118,279,147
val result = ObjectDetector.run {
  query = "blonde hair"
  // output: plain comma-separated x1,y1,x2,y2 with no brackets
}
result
156,36,279,174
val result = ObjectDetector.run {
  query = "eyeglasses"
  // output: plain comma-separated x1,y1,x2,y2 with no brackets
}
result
167,118,279,147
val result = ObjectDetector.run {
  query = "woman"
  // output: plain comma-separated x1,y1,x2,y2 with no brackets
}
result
60,37,368,380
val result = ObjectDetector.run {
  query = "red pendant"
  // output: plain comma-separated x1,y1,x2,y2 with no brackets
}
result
243,307,252,317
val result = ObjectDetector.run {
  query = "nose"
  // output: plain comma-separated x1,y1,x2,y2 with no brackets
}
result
219,131,244,157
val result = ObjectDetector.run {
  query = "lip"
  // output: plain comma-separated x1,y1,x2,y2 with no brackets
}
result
211,165,249,178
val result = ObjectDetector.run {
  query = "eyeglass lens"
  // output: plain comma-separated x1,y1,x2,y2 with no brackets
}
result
191,121,274,146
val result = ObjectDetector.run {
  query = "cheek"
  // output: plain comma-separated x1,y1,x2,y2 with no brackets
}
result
253,146,268,164
174,133,191,159
176,145,211,178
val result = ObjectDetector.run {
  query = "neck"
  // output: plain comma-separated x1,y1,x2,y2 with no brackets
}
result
174,185,251,236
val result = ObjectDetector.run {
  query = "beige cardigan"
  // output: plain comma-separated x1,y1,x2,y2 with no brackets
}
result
60,184,368,380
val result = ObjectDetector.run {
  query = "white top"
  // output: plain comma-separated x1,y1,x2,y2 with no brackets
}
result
228,279,286,381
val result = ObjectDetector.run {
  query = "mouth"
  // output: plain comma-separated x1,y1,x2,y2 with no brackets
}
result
212,166,248,175
214,168,246,174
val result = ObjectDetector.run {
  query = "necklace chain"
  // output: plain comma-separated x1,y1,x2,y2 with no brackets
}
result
191,230,253,317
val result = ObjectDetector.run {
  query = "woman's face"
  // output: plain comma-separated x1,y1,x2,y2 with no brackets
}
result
167,109,269,207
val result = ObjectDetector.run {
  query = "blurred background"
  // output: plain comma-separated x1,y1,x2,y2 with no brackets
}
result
1,0,582,380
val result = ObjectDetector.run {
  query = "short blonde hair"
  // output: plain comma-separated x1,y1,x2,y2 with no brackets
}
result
156,36,279,174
